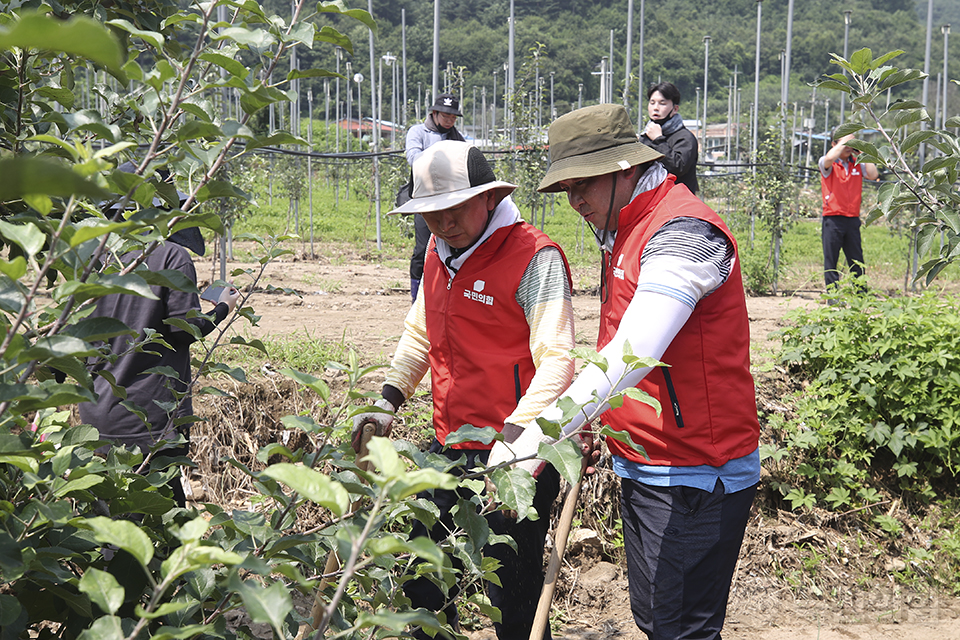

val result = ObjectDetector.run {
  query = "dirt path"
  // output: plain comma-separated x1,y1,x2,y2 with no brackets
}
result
207,252,960,640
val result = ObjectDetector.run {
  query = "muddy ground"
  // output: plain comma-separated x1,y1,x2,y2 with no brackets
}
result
194,245,960,640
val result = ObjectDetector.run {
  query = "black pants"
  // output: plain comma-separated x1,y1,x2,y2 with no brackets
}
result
410,214,431,281
822,215,864,289
621,478,756,640
404,441,560,640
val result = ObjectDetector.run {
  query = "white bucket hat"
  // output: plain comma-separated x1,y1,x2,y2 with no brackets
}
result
389,141,516,215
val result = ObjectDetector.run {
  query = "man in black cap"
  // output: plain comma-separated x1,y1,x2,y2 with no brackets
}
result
402,93,466,302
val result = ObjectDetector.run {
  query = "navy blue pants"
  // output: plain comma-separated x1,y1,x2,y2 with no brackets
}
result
404,441,559,640
822,215,864,289
621,478,756,640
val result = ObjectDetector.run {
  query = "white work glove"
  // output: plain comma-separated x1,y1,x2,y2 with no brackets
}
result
351,398,395,451
486,422,556,478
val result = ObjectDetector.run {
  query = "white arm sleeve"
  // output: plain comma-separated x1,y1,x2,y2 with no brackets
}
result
540,291,693,435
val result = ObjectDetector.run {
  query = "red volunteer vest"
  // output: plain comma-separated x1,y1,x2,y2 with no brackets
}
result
423,222,570,449
821,159,864,217
598,177,760,467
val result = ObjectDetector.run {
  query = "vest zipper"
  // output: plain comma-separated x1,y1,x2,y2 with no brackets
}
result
661,368,685,428
514,364,521,405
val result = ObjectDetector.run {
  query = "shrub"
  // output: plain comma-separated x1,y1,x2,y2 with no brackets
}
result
772,283,960,511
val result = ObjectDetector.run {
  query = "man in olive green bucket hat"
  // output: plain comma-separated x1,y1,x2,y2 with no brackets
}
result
492,103,761,640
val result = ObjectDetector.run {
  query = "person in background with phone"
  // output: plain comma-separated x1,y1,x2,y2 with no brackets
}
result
819,130,879,290
79,224,239,507
641,82,699,195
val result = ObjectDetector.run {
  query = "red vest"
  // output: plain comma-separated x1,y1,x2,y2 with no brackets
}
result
598,178,760,467
423,222,570,449
821,159,864,217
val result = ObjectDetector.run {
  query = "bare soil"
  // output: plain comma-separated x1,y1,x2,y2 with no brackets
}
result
196,247,960,640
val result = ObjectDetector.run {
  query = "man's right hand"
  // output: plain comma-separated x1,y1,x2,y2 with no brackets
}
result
351,398,395,452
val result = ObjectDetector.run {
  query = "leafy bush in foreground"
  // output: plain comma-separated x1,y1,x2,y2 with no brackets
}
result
770,283,960,513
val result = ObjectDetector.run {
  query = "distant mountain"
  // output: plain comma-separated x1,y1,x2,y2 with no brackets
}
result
271,0,955,126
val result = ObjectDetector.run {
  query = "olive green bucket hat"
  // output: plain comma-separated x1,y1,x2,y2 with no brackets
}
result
538,104,664,193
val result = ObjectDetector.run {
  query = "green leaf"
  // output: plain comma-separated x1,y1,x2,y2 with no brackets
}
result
205,363,247,383
0,12,124,76
215,27,276,49
364,436,403,477
879,68,924,92
279,415,327,434
199,51,249,78
64,317,137,342
105,19,163,50
872,50,905,68
453,501,490,548
315,25,354,52
195,180,251,203
940,209,960,236
78,568,124,616
0,532,25,581
570,346,609,373
843,140,880,161
598,424,648,460
444,425,499,447
229,576,291,631
53,474,104,497
19,336,98,363
489,467,536,519
0,593,23,628
0,156,108,201
260,463,350,516
57,272,159,304
815,79,849,93
389,468,458,500
899,130,938,154
243,131,309,151
280,369,330,399
229,336,268,354
0,220,44,257
537,439,583,486
70,221,131,247
848,48,873,75
403,535,445,566
78,517,153,568
133,600,194,620
176,120,225,142
141,624,214,639
139,269,199,294
622,387,662,414
285,21,315,48
0,256,27,280
318,2,378,35
287,68,339,80
76,615,126,640
111,491,175,516
62,110,121,141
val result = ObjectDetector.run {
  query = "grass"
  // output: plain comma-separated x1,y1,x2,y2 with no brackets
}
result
233,158,960,298
216,332,355,376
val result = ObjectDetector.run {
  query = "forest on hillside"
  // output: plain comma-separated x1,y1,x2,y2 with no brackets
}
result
256,0,958,131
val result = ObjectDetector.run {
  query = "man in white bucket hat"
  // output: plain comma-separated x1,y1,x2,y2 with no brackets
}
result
354,140,575,640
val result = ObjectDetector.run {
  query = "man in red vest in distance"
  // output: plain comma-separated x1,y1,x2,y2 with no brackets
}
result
488,104,761,640
818,131,879,289
353,140,575,640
